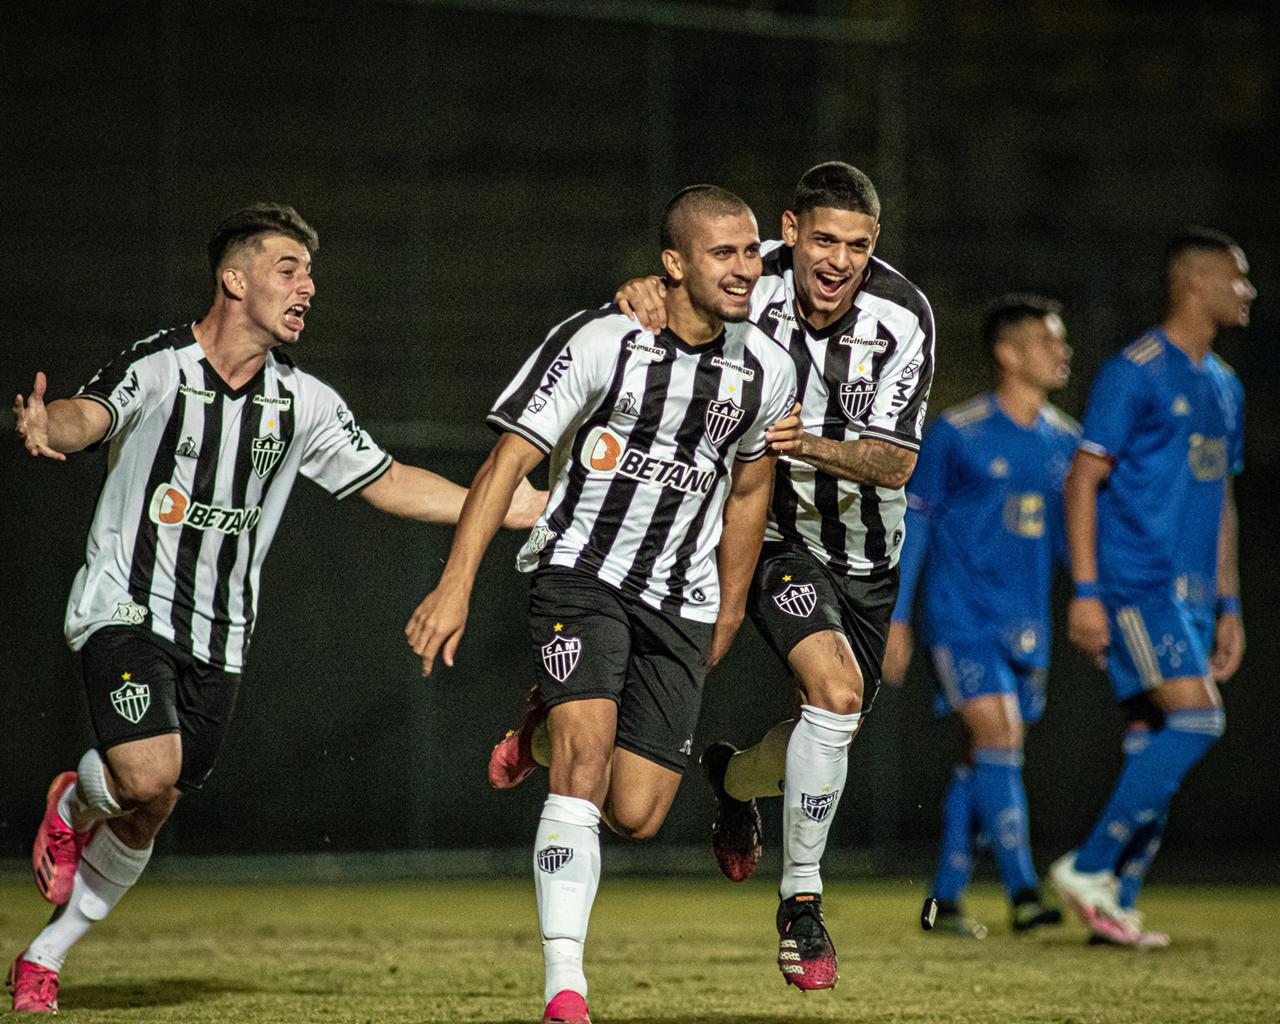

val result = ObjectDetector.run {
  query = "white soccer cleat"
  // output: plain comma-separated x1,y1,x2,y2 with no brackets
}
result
1050,851,1141,945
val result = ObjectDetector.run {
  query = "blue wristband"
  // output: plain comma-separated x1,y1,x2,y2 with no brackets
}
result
1074,581,1102,600
1217,595,1242,616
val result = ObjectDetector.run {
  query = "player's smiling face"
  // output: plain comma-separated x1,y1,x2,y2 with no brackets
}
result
783,206,880,330
242,234,314,346
682,212,762,324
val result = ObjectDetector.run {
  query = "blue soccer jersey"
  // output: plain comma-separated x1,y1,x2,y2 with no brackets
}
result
1079,328,1244,603
893,394,1080,668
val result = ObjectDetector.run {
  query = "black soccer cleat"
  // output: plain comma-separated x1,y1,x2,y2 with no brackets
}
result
701,741,763,883
1011,888,1064,933
776,893,838,990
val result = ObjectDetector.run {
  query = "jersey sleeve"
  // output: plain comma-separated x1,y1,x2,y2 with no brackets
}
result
1078,357,1148,462
486,313,615,454
1228,374,1245,476
76,345,173,445
860,297,936,452
735,359,797,463
891,420,952,621
296,379,393,499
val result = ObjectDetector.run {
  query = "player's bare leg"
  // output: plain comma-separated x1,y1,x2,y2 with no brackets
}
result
775,630,862,991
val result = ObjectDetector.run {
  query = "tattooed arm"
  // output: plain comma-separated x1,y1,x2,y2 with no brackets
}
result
793,433,917,490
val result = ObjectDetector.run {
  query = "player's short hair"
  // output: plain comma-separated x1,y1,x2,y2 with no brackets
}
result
981,293,1063,351
207,203,318,284
792,161,880,219
1164,226,1238,274
659,185,752,255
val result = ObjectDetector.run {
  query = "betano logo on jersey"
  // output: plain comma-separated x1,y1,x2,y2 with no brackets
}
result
580,427,714,495
148,483,262,535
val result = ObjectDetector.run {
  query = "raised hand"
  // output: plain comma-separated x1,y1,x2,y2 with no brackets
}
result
13,372,67,461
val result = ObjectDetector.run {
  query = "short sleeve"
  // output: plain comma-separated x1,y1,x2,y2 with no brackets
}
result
77,346,173,445
297,379,392,499
1227,375,1245,476
487,311,616,453
904,417,955,519
1079,357,1148,462
860,297,935,452
734,360,797,463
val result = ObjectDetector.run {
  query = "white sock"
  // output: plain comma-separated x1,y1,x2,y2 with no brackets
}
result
780,704,859,899
59,749,124,834
25,825,152,972
535,793,601,1004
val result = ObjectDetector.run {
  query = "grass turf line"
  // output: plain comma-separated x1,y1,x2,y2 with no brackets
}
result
2,878,1278,1022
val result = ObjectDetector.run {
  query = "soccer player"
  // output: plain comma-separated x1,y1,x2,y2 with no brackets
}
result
6,203,544,1015
1050,228,1251,946
882,295,1075,938
517,161,932,990
405,185,799,1024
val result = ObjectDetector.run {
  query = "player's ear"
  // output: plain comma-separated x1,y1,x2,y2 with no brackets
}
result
869,221,881,253
781,210,799,246
661,248,685,284
220,267,247,301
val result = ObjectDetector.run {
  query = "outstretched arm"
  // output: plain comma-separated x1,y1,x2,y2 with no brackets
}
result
1064,449,1111,668
404,432,545,675
361,459,547,529
708,453,775,669
13,373,111,460
793,434,917,490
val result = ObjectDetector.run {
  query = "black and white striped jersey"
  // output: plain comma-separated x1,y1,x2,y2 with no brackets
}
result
752,241,935,575
488,306,797,623
64,324,392,672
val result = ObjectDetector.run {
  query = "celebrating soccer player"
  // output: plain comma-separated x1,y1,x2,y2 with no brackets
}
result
7,203,544,1015
1050,228,1252,947
405,185,799,1024
515,161,932,991
883,295,1075,938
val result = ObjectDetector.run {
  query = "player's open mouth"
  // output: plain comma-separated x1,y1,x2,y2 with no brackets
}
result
814,270,850,301
284,304,308,331
723,283,750,300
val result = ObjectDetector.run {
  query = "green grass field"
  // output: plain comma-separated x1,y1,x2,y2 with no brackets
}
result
2,877,1278,1022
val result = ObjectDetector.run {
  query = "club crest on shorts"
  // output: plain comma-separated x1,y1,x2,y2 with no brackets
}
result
774,582,817,618
250,434,286,478
542,634,581,682
838,378,876,422
110,673,150,725
705,397,744,447
801,789,839,822
537,844,574,873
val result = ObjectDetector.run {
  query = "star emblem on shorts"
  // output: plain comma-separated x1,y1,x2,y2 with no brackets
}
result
783,575,792,582
554,623,563,632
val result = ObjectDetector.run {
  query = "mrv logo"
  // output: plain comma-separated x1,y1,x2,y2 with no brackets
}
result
148,483,261,535
539,346,574,395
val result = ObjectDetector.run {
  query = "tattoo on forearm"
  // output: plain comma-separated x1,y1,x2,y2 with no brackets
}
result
801,436,915,489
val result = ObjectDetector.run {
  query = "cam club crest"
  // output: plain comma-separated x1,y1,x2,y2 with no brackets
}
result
838,378,876,422
705,397,744,447
251,434,286,478
801,789,840,822
774,582,817,618
541,634,582,682
110,673,150,725
537,844,574,873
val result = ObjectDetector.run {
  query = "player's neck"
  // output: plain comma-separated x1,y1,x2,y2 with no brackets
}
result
793,287,856,332
1160,311,1216,363
193,304,273,388
994,380,1046,428
665,293,724,346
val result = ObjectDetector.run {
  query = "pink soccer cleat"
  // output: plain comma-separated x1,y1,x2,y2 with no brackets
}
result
487,688,545,790
542,989,591,1023
701,741,763,883
8,954,60,1014
1050,852,1141,946
32,772,91,906
777,893,838,991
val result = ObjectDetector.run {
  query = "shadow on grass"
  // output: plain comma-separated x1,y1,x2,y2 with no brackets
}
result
61,976,260,1010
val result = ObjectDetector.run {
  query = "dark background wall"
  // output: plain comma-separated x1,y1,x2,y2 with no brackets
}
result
3,0,1276,868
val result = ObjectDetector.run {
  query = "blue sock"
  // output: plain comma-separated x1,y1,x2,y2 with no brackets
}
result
1113,730,1169,909
1076,710,1224,874
972,748,1038,900
932,764,977,903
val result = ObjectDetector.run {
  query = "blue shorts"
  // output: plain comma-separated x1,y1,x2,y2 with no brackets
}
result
929,641,1047,725
1105,594,1210,702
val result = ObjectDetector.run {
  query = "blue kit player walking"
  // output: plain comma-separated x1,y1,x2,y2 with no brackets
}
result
1051,228,1252,946
884,295,1075,937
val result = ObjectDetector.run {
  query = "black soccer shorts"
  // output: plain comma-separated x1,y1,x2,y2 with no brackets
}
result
526,567,713,774
747,542,899,713
81,625,240,792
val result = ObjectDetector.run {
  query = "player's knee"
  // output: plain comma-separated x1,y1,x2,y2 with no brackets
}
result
606,805,664,841
802,675,863,715
110,764,180,808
